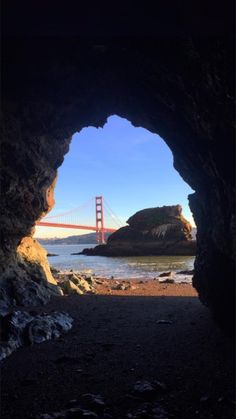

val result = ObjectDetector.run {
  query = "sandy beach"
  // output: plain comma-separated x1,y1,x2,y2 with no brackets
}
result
1,279,235,418
94,277,198,297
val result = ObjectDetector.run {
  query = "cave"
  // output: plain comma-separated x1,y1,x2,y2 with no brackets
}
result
1,4,235,338
1,4,235,418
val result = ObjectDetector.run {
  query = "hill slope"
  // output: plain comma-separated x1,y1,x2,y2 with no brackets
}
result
37,232,111,245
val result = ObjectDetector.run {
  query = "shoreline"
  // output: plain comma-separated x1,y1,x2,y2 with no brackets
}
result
0,275,197,362
53,267,195,287
93,276,197,297
44,243,195,281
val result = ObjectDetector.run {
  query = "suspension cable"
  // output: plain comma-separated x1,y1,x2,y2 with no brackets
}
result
43,197,94,219
104,199,124,227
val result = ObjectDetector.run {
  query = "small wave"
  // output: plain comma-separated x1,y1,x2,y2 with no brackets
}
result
46,244,195,281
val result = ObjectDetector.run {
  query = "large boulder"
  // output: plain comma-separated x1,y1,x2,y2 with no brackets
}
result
0,236,62,315
82,205,196,256
54,271,96,295
0,311,73,361
17,237,58,286
0,174,63,313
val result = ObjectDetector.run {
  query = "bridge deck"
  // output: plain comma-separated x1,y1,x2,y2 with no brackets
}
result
36,221,116,233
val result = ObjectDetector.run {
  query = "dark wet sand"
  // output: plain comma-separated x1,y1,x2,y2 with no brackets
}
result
1,280,235,418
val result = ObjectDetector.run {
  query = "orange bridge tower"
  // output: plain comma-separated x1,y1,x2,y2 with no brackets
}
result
95,196,105,244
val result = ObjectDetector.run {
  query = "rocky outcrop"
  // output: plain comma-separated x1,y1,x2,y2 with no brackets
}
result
37,393,107,419
82,205,196,256
0,167,62,311
0,269,97,360
0,311,73,361
55,271,96,295
1,6,235,333
17,237,58,286
0,236,62,315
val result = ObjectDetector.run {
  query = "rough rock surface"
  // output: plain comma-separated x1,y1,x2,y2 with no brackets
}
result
54,271,96,295
37,393,107,418
17,237,58,286
0,311,73,361
1,6,235,332
0,236,62,315
82,205,196,256
0,169,61,311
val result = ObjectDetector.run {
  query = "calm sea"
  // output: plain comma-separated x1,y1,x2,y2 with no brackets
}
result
44,244,195,283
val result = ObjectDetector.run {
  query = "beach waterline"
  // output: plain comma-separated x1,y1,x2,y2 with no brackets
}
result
44,244,195,283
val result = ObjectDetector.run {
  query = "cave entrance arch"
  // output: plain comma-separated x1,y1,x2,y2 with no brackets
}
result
35,114,196,279
2,39,234,334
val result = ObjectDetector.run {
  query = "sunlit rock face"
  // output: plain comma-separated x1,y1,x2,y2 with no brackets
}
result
0,166,62,312
17,237,58,286
1,25,235,332
0,236,62,315
127,205,192,241
82,205,196,256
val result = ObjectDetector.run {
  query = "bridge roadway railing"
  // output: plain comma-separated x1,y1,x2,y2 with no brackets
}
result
36,221,116,233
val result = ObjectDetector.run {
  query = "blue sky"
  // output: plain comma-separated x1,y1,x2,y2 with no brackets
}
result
35,115,195,238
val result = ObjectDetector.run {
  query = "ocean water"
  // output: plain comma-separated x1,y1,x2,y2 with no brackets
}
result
45,244,195,283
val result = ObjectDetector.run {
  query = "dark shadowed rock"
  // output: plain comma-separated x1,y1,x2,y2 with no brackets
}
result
0,311,73,361
82,205,196,257
80,394,106,413
177,269,195,275
126,402,169,419
36,393,107,418
158,278,175,284
158,271,172,277
37,407,98,418
133,379,167,399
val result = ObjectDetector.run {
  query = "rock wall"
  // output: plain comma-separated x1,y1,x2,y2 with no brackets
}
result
0,164,62,313
1,19,235,331
82,205,196,256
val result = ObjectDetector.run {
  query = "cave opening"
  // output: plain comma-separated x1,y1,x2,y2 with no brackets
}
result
35,114,196,280
1,77,234,338
1,33,234,342
1,4,235,416
1,37,235,419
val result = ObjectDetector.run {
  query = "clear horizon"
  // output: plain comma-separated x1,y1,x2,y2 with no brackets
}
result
35,115,196,238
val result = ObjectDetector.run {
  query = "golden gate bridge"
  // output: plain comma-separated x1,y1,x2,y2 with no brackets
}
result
36,196,123,244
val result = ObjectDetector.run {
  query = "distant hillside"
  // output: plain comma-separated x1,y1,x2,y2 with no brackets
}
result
37,232,111,245
37,228,196,245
